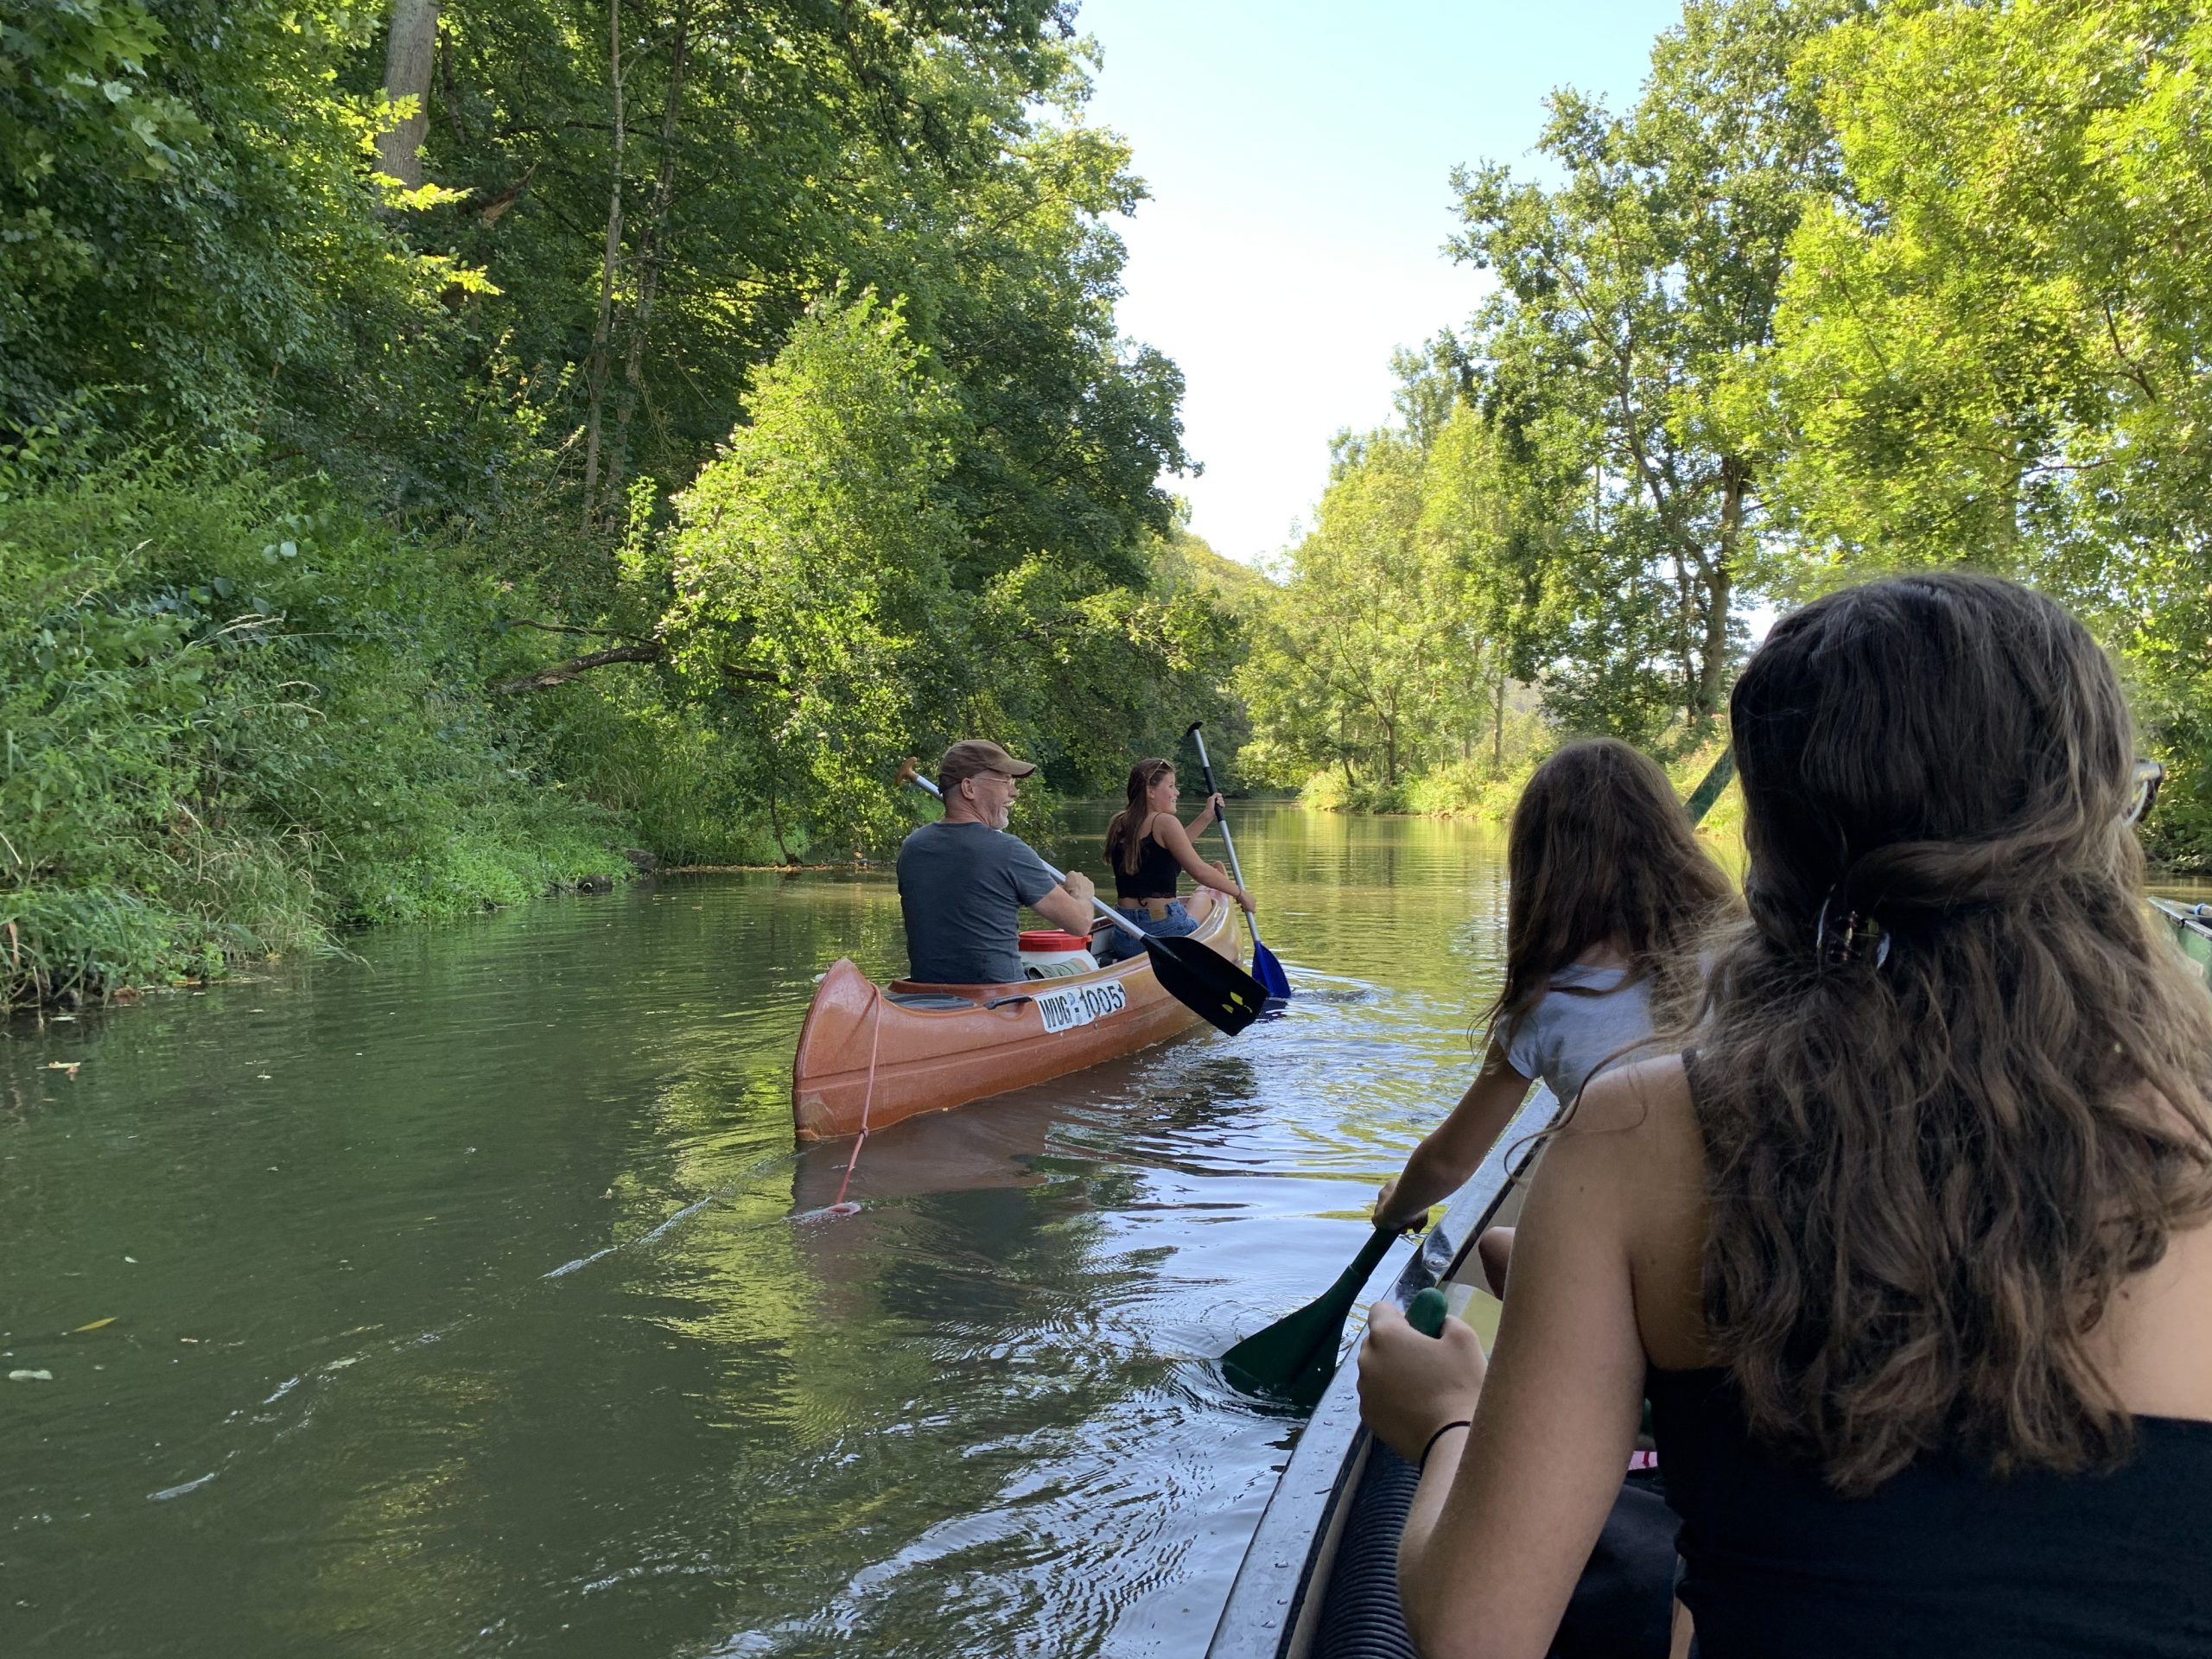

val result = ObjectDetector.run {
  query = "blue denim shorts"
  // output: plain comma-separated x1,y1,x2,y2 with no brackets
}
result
1098,899,1197,963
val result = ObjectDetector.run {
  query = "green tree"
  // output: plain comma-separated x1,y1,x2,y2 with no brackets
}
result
1239,429,1471,798
1448,0,1858,728
0,0,474,461
1747,0,2212,855
659,293,961,855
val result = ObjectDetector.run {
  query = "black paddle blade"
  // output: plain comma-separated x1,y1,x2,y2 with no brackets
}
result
1144,934,1267,1036
1221,1227,1400,1409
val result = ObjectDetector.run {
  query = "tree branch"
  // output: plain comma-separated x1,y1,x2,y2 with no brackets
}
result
490,642,664,694
487,635,790,696
503,617,655,643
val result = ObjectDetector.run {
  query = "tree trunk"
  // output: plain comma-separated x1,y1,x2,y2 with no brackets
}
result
579,0,626,527
605,10,690,516
377,0,440,188
1491,662,1507,772
1699,457,1747,720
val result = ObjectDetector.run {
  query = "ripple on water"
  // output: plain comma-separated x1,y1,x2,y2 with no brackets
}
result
0,804,1508,1659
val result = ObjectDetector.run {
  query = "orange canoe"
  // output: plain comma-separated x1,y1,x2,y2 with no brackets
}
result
791,887,1243,1142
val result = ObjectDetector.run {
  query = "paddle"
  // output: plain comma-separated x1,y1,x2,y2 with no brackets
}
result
1183,722,1292,1001
1220,1225,1400,1409
897,760,1268,1038
1219,744,1741,1408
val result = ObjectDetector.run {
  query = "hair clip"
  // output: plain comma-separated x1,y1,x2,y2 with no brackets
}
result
1815,886,1890,969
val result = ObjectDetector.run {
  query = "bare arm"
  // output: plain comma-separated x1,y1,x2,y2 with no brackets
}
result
1029,871,1096,935
1358,1068,1657,1659
1375,1037,1533,1231
1147,811,1250,907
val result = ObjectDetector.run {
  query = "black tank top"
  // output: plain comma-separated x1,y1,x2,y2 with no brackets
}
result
1649,1365,2212,1657
1111,818,1180,901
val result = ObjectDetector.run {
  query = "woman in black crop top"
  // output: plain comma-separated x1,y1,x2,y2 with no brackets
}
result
1095,758,1253,965
1357,573,2212,1659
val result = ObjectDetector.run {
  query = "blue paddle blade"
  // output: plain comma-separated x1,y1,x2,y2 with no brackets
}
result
1249,936,1292,1001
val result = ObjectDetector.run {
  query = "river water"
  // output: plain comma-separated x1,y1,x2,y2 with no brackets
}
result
2,802,1518,1656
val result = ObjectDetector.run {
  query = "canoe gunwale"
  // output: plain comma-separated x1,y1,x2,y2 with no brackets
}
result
2149,894,2212,978
1205,1085,1561,1659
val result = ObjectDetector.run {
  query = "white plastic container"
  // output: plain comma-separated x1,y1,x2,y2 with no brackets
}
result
1018,929,1099,979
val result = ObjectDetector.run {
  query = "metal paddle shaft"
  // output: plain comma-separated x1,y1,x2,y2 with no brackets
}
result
898,760,1267,1036
1219,1226,1400,1409
1182,723,1293,1001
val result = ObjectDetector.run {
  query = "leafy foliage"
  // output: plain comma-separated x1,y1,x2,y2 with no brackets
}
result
639,292,1239,855
1742,0,2212,860
0,456,623,1009
3,0,1241,1002
1444,0,1857,728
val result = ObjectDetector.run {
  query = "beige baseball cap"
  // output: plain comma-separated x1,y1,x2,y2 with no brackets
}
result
939,739,1038,789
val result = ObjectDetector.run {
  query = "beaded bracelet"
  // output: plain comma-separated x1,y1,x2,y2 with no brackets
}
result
1418,1418,1472,1470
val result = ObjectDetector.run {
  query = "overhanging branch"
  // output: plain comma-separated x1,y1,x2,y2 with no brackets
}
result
491,642,664,694
486,635,790,696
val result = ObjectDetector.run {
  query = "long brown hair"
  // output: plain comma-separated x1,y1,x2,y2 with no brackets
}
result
1692,571,2212,1492
1105,758,1174,877
1488,738,1736,1039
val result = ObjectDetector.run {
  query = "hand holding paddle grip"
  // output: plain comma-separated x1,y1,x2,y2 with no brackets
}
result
1407,1286,1450,1338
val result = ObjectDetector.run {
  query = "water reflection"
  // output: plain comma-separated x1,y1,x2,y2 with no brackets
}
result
1,803,1509,1658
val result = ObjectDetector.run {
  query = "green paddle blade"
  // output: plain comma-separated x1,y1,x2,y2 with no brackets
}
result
1144,934,1267,1036
1221,1227,1399,1409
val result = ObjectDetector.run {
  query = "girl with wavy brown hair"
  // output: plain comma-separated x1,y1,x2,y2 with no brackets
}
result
1360,573,2212,1659
1374,739,1736,1250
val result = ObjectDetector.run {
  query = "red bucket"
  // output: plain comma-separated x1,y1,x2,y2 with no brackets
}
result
1017,930,1091,950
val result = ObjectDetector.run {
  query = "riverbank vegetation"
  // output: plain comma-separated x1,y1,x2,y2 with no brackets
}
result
10,0,2208,1011
2,0,1243,1007
1239,0,2212,868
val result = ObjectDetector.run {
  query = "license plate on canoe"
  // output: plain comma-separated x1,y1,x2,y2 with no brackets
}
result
1034,979,1128,1033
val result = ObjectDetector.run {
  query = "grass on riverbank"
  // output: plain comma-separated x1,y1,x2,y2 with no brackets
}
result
1295,738,1745,843
0,461,629,1011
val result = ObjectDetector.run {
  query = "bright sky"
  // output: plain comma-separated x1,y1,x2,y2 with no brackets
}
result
1079,0,1686,567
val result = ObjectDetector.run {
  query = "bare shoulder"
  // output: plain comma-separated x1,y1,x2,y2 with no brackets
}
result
1553,1054,1700,1157
1526,1055,1705,1255
1542,1055,1713,1363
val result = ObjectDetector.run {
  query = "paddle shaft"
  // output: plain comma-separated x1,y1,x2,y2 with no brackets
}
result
905,770,1148,941
1683,746,1735,827
1182,724,1252,895
1184,722,1291,1001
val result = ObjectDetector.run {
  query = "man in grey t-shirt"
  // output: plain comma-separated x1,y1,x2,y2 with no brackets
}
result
896,739,1097,984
